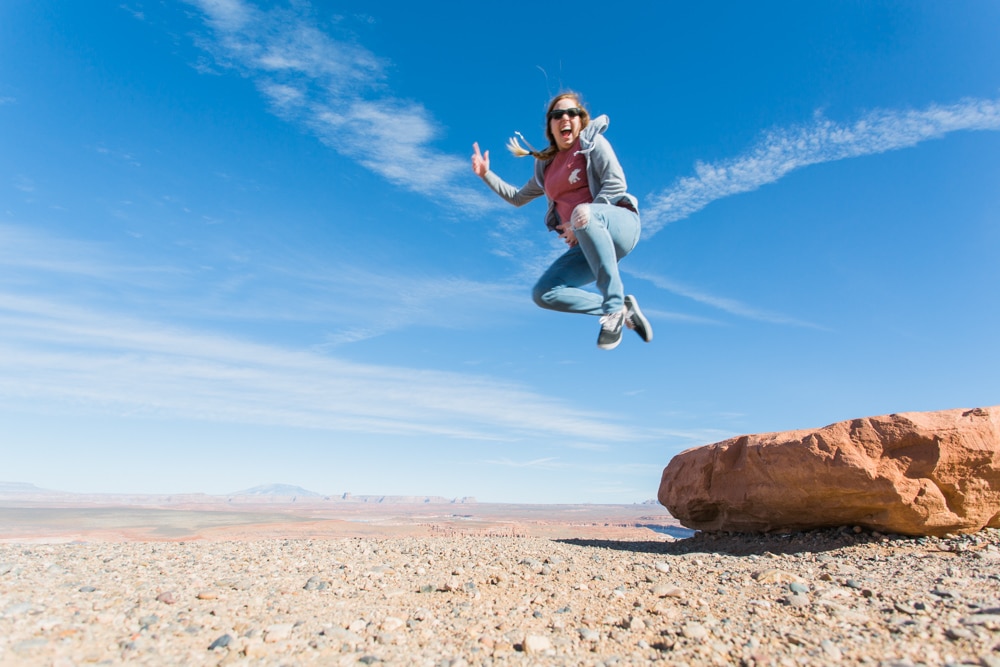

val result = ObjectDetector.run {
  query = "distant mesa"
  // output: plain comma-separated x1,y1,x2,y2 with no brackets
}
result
227,486,476,504
232,484,322,497
0,480,477,506
0,482,52,494
334,493,476,504
659,405,1000,537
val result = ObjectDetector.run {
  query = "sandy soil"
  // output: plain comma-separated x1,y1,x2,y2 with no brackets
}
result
2,502,999,666
0,501,680,542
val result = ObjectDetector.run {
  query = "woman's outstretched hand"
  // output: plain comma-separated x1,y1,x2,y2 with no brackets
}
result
471,142,490,177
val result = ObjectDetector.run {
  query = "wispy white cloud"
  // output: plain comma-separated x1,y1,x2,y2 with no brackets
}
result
119,4,145,21
481,457,672,479
484,457,561,469
0,223,649,444
12,176,35,193
312,267,524,345
0,223,186,286
643,96,1000,234
487,214,568,285
94,145,142,168
0,292,644,444
182,0,492,212
0,223,524,344
646,309,725,326
629,268,826,329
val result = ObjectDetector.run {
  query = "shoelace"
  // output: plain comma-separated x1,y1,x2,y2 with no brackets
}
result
624,308,636,330
600,310,624,331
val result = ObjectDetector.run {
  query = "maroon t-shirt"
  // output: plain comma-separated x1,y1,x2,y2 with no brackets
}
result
544,140,592,225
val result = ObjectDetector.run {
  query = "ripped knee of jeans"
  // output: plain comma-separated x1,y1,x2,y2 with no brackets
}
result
570,203,591,230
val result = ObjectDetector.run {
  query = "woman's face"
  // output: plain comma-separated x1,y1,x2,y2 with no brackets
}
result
549,97,583,151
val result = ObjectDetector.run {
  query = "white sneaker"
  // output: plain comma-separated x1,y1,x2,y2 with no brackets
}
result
624,295,653,342
597,309,626,350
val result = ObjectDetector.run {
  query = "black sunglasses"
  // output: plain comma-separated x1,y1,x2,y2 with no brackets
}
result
547,107,583,120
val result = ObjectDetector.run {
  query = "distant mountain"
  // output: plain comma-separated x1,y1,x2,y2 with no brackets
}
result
0,481,53,494
232,484,323,497
0,481,474,504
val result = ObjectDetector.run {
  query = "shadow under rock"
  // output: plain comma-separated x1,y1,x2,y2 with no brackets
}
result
556,526,916,557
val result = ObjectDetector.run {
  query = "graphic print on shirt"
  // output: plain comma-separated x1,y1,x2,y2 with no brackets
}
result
568,168,582,184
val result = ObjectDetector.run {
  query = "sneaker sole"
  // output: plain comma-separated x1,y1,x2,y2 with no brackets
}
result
624,295,653,343
597,335,622,351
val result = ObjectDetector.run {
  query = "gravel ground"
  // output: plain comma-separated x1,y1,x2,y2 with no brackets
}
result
3,527,1000,666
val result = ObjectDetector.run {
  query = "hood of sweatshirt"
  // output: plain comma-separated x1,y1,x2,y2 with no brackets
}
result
577,114,609,154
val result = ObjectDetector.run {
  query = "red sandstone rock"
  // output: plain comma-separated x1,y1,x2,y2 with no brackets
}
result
658,406,1000,536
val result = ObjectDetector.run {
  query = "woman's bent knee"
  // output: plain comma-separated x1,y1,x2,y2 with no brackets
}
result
532,284,552,309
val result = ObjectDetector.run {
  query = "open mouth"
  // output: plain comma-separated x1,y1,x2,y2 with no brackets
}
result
560,124,573,140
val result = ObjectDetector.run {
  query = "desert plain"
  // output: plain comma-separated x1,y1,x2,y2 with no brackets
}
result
2,494,1000,666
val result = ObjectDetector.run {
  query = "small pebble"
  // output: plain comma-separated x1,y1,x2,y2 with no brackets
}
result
523,634,552,653
945,626,975,640
263,623,294,643
783,593,810,608
681,622,708,640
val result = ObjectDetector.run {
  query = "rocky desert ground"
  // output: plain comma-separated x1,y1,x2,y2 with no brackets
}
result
2,499,1000,666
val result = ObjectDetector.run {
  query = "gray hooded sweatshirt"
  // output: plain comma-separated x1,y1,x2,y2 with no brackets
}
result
480,114,639,232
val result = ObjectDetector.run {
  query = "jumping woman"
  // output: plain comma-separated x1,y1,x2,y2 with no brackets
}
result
471,92,652,350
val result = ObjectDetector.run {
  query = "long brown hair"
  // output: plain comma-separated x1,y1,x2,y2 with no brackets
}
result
506,92,591,161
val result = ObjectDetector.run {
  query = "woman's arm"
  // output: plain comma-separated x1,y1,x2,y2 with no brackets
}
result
588,135,630,206
472,142,545,207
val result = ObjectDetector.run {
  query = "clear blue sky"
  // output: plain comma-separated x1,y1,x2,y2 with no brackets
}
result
1,1,998,503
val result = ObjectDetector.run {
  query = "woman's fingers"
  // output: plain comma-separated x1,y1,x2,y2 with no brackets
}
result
471,143,489,175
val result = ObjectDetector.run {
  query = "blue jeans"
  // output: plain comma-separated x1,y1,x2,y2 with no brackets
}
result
532,203,641,316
